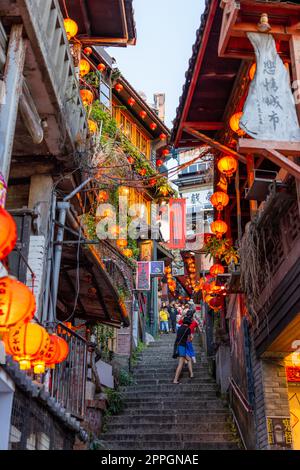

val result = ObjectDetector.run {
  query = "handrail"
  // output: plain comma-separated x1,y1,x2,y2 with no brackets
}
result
229,377,253,414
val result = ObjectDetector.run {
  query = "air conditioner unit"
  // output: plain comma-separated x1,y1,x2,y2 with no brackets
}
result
245,169,278,201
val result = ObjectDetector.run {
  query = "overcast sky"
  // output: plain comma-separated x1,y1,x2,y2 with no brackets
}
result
108,0,205,130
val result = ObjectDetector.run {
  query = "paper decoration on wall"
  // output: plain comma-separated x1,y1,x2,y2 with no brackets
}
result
136,262,151,290
240,33,300,141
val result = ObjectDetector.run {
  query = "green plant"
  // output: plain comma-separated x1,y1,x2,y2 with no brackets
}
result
204,236,239,266
105,388,124,415
84,71,100,89
131,340,147,366
93,324,115,361
118,369,135,386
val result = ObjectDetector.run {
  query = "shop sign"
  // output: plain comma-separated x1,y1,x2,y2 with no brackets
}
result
266,416,293,449
150,261,165,276
136,262,151,291
286,366,300,383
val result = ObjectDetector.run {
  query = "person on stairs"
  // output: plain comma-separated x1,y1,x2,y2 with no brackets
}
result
159,305,169,334
173,317,194,383
168,301,178,333
178,310,199,364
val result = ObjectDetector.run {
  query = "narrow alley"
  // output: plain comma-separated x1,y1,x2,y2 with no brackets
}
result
103,334,240,451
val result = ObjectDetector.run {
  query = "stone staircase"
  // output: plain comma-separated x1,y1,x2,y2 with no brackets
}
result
102,334,241,450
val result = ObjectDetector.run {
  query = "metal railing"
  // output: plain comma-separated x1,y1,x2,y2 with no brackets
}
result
49,322,87,419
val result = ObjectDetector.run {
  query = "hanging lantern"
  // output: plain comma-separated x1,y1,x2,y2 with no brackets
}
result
4,322,50,372
122,248,133,258
97,190,109,203
150,122,157,131
217,156,238,178
210,263,225,276
210,191,229,211
159,133,167,141
97,63,106,73
165,266,172,274
139,111,147,120
114,83,124,93
211,219,228,239
139,168,147,176
128,97,136,107
162,149,170,157
84,47,93,56
156,159,163,167
127,156,134,165
79,59,91,77
208,296,223,311
117,239,128,249
88,119,98,134
80,89,94,106
0,207,17,260
0,276,36,335
64,18,78,40
229,112,245,137
44,335,69,369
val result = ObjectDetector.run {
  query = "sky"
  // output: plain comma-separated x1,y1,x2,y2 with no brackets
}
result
108,0,205,129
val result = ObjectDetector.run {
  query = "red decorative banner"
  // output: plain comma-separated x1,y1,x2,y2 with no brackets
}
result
136,262,151,291
167,198,186,250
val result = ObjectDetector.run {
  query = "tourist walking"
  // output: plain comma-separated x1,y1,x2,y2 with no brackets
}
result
178,310,199,363
159,305,169,334
173,317,193,383
168,301,178,333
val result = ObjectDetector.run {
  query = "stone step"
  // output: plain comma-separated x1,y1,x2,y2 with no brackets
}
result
116,408,230,416
106,422,230,434
132,371,212,379
121,391,218,401
133,364,209,372
124,400,228,410
108,412,230,425
102,432,235,443
130,378,215,385
102,441,239,450
119,384,217,393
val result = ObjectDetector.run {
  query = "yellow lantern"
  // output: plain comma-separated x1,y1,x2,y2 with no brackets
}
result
211,219,228,239
79,59,91,77
217,156,238,178
88,119,98,134
210,263,225,276
117,239,128,249
210,191,229,211
80,89,94,106
97,190,109,203
229,112,245,136
122,248,133,258
64,18,78,40
4,322,50,372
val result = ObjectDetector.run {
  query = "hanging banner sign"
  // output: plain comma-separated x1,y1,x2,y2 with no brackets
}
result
150,261,165,276
167,198,186,250
136,262,151,290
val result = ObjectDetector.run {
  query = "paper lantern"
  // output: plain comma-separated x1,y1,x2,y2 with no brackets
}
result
229,112,245,137
208,296,223,311
210,191,229,211
80,89,94,106
211,219,228,239
122,248,133,258
0,207,17,260
117,239,128,249
88,119,98,134
45,335,69,369
79,59,91,77
128,97,136,107
97,63,106,73
159,133,167,141
114,83,123,93
217,156,238,178
162,149,170,157
210,264,225,276
139,111,147,120
64,18,78,40
150,122,157,130
149,178,157,186
84,47,93,56
127,156,134,165
156,159,163,167
0,276,36,335
139,168,147,176
5,322,50,372
165,266,172,274
97,190,109,203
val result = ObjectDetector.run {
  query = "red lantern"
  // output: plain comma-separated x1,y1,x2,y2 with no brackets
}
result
159,133,167,141
114,83,123,93
44,334,69,369
127,156,134,165
139,168,147,176
149,178,157,186
97,63,106,73
84,47,93,56
210,264,225,276
150,122,157,130
97,190,109,203
217,156,238,178
139,111,147,120
162,149,170,157
210,192,229,211
156,159,163,167
211,219,228,239
80,89,94,106
128,97,136,107
209,296,223,311
0,207,17,259
0,276,36,335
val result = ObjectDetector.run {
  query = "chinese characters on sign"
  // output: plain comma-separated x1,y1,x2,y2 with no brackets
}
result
136,262,151,291
266,417,293,449
150,261,165,276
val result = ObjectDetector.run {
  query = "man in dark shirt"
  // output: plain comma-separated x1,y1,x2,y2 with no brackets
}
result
168,301,178,333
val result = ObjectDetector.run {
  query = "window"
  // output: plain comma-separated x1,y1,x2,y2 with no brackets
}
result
99,79,111,109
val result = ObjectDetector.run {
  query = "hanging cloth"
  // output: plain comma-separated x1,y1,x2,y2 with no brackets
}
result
240,32,300,141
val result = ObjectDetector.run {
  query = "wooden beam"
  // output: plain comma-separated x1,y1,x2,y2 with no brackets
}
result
182,121,224,131
238,138,300,157
218,0,240,57
183,126,247,164
19,81,44,145
79,0,91,37
262,148,300,181
0,25,26,182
